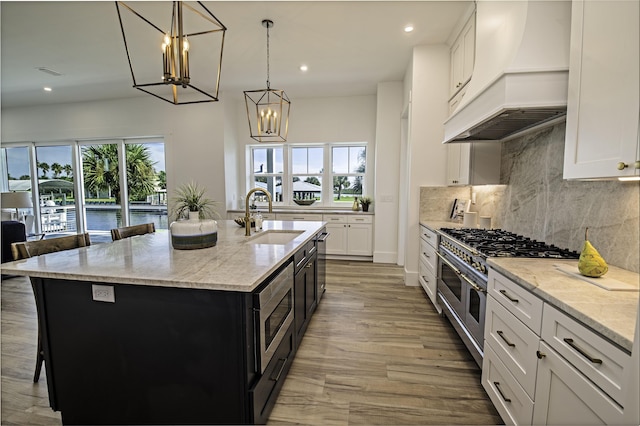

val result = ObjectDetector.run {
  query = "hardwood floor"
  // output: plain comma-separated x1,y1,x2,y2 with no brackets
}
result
1,260,501,425
269,261,501,425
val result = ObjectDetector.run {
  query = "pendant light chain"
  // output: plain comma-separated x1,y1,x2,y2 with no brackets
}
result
265,21,271,90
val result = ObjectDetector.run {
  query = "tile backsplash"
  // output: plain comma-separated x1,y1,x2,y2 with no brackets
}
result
421,122,639,272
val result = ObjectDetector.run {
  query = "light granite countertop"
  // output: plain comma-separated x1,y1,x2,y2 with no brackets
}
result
420,221,639,353
1,220,325,293
420,220,465,230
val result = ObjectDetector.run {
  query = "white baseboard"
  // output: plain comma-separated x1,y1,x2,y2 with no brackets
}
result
404,269,419,287
325,255,373,262
373,251,397,264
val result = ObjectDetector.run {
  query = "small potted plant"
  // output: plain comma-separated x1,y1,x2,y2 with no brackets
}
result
170,181,218,220
359,196,373,212
169,182,219,250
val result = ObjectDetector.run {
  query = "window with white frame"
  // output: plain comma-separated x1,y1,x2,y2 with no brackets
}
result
291,146,323,202
250,146,284,202
248,143,367,207
1,138,167,243
331,145,366,205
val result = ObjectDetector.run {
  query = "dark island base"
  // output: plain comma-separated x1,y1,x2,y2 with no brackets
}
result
35,277,292,425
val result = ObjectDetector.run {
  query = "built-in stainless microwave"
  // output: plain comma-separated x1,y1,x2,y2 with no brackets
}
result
254,262,294,374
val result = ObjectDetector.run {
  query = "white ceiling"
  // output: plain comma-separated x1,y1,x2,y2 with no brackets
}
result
1,1,471,108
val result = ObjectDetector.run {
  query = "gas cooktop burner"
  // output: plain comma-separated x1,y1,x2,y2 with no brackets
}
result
440,228,579,259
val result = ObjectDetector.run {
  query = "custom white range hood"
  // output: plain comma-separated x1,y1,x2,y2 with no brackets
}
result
443,1,572,143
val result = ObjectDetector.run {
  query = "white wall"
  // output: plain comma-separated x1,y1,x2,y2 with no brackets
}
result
1,96,228,215
402,44,450,285
373,82,403,264
2,93,378,222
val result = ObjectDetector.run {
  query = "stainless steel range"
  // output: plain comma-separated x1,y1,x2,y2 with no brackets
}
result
435,228,579,367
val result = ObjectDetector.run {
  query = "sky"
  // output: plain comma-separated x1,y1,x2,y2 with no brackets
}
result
4,143,166,179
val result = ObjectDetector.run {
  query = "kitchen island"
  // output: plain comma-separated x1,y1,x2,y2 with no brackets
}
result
1,220,327,425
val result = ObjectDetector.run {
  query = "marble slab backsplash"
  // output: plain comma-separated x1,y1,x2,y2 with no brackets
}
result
420,122,639,273
419,186,471,222
494,123,639,273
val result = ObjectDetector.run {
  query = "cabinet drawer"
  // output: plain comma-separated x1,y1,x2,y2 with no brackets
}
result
482,344,534,426
347,215,373,224
485,296,539,399
277,213,323,221
541,304,631,405
488,269,543,335
418,261,439,312
293,239,317,272
322,215,347,223
249,323,295,424
418,260,436,295
419,238,437,274
419,225,438,248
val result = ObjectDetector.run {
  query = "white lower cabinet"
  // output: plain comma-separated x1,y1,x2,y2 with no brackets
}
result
532,341,624,425
325,219,348,255
323,215,373,257
418,225,439,312
483,269,632,425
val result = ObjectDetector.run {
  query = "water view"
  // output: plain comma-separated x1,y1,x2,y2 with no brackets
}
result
45,206,168,244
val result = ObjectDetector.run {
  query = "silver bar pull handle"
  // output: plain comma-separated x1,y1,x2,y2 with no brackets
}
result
564,338,602,364
270,357,288,381
497,330,516,347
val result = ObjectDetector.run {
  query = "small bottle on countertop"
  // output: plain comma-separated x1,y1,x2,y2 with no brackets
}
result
352,197,359,211
255,213,263,231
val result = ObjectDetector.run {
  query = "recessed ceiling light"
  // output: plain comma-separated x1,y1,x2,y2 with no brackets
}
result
43,87,52,92
404,25,414,33
300,65,308,72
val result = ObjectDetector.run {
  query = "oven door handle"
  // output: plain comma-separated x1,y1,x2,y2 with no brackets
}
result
436,251,486,294
464,275,487,294
436,251,462,274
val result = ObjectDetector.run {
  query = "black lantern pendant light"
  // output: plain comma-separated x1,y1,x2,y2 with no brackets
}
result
115,1,226,105
244,19,291,142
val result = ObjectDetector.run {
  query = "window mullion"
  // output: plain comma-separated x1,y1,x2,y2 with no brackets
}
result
117,140,130,226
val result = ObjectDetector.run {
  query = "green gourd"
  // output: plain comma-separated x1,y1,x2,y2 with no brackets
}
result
578,228,608,278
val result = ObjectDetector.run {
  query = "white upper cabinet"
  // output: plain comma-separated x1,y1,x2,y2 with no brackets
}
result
449,13,476,97
563,0,640,179
447,142,501,186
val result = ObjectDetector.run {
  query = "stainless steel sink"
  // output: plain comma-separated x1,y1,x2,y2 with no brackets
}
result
247,230,304,245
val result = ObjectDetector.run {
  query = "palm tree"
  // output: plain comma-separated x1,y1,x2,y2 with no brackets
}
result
352,148,366,194
37,161,50,178
51,162,63,178
82,144,156,203
157,170,167,189
63,164,73,180
333,176,350,200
